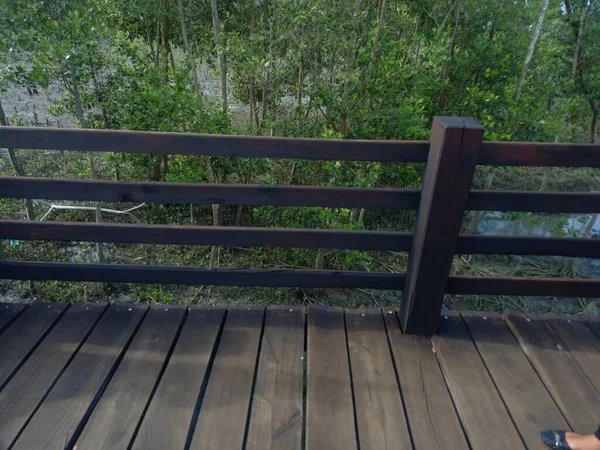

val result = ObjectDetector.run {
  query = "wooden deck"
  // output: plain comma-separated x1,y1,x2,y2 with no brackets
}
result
0,303,599,450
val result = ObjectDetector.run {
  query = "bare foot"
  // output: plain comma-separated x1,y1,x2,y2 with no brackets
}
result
565,432,600,450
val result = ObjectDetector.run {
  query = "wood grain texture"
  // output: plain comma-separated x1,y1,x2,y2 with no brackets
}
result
306,306,357,450
11,303,147,450
462,312,568,447
0,177,420,210
505,313,600,432
0,261,406,289
0,303,106,448
345,308,411,450
0,303,27,335
433,313,525,450
0,220,412,252
246,306,304,450
189,306,265,450
545,316,600,394
456,234,600,258
479,141,600,167
0,126,429,161
446,275,600,297
132,307,225,450
76,306,185,449
400,116,483,335
0,302,67,389
467,190,600,213
383,308,468,450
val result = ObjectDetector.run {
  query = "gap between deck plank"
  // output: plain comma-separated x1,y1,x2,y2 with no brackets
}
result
346,308,412,450
246,306,304,450
0,303,106,449
433,312,525,450
11,303,148,450
383,308,468,450
130,306,226,450
188,306,265,450
0,302,68,391
306,306,357,450
75,305,186,449
462,311,569,448
0,303,27,336
505,312,600,433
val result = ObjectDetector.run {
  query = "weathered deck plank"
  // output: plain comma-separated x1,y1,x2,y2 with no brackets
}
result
545,316,600,393
0,302,67,390
433,313,525,450
0,303,106,449
189,306,264,450
346,308,412,450
306,306,357,450
462,312,569,447
384,308,468,450
246,306,304,450
131,306,226,450
506,313,600,433
11,304,147,450
76,306,185,449
0,303,27,335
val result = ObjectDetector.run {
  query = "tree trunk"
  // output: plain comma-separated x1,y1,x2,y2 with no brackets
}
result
572,1,590,78
437,0,460,110
1,98,36,221
366,0,387,84
210,0,228,114
249,3,259,129
71,65,105,263
206,158,222,267
261,14,274,127
178,0,201,99
590,98,599,144
340,0,363,135
315,248,325,270
516,0,550,96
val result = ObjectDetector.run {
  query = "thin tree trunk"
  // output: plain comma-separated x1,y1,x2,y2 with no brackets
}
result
206,158,222,267
71,65,105,263
437,0,460,110
516,0,550,96
590,98,599,144
340,0,363,135
178,0,201,99
1,99,36,221
315,248,325,270
572,1,590,78
366,0,387,84
249,3,258,128
210,0,228,114
261,15,274,126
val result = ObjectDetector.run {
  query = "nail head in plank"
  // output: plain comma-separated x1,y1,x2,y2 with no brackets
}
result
189,306,265,450
505,313,600,433
246,306,304,450
0,302,67,389
131,306,226,450
11,303,148,450
384,308,468,450
0,303,106,447
0,303,27,335
545,315,600,396
76,305,186,449
306,306,357,450
433,313,525,450
462,312,568,447
345,308,411,450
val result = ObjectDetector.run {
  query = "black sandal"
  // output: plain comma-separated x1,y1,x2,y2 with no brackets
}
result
540,430,572,449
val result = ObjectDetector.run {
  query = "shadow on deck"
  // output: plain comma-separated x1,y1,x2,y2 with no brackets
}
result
0,302,598,450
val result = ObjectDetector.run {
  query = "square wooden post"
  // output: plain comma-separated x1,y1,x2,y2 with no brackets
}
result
399,117,483,336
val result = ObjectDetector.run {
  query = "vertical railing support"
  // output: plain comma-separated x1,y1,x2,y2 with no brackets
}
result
399,117,483,335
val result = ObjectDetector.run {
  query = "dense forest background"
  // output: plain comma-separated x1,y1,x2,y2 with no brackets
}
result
0,0,598,313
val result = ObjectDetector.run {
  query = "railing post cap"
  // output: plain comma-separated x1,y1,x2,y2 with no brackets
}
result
433,116,483,130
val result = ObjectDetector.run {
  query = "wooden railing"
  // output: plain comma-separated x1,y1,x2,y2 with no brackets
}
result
1,116,599,335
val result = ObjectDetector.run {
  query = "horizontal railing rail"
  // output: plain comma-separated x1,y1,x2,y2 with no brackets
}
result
1,117,599,335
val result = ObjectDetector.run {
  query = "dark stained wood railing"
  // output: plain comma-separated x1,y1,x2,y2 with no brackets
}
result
1,116,599,335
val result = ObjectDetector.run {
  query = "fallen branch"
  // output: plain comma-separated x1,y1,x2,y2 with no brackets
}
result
38,201,146,223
